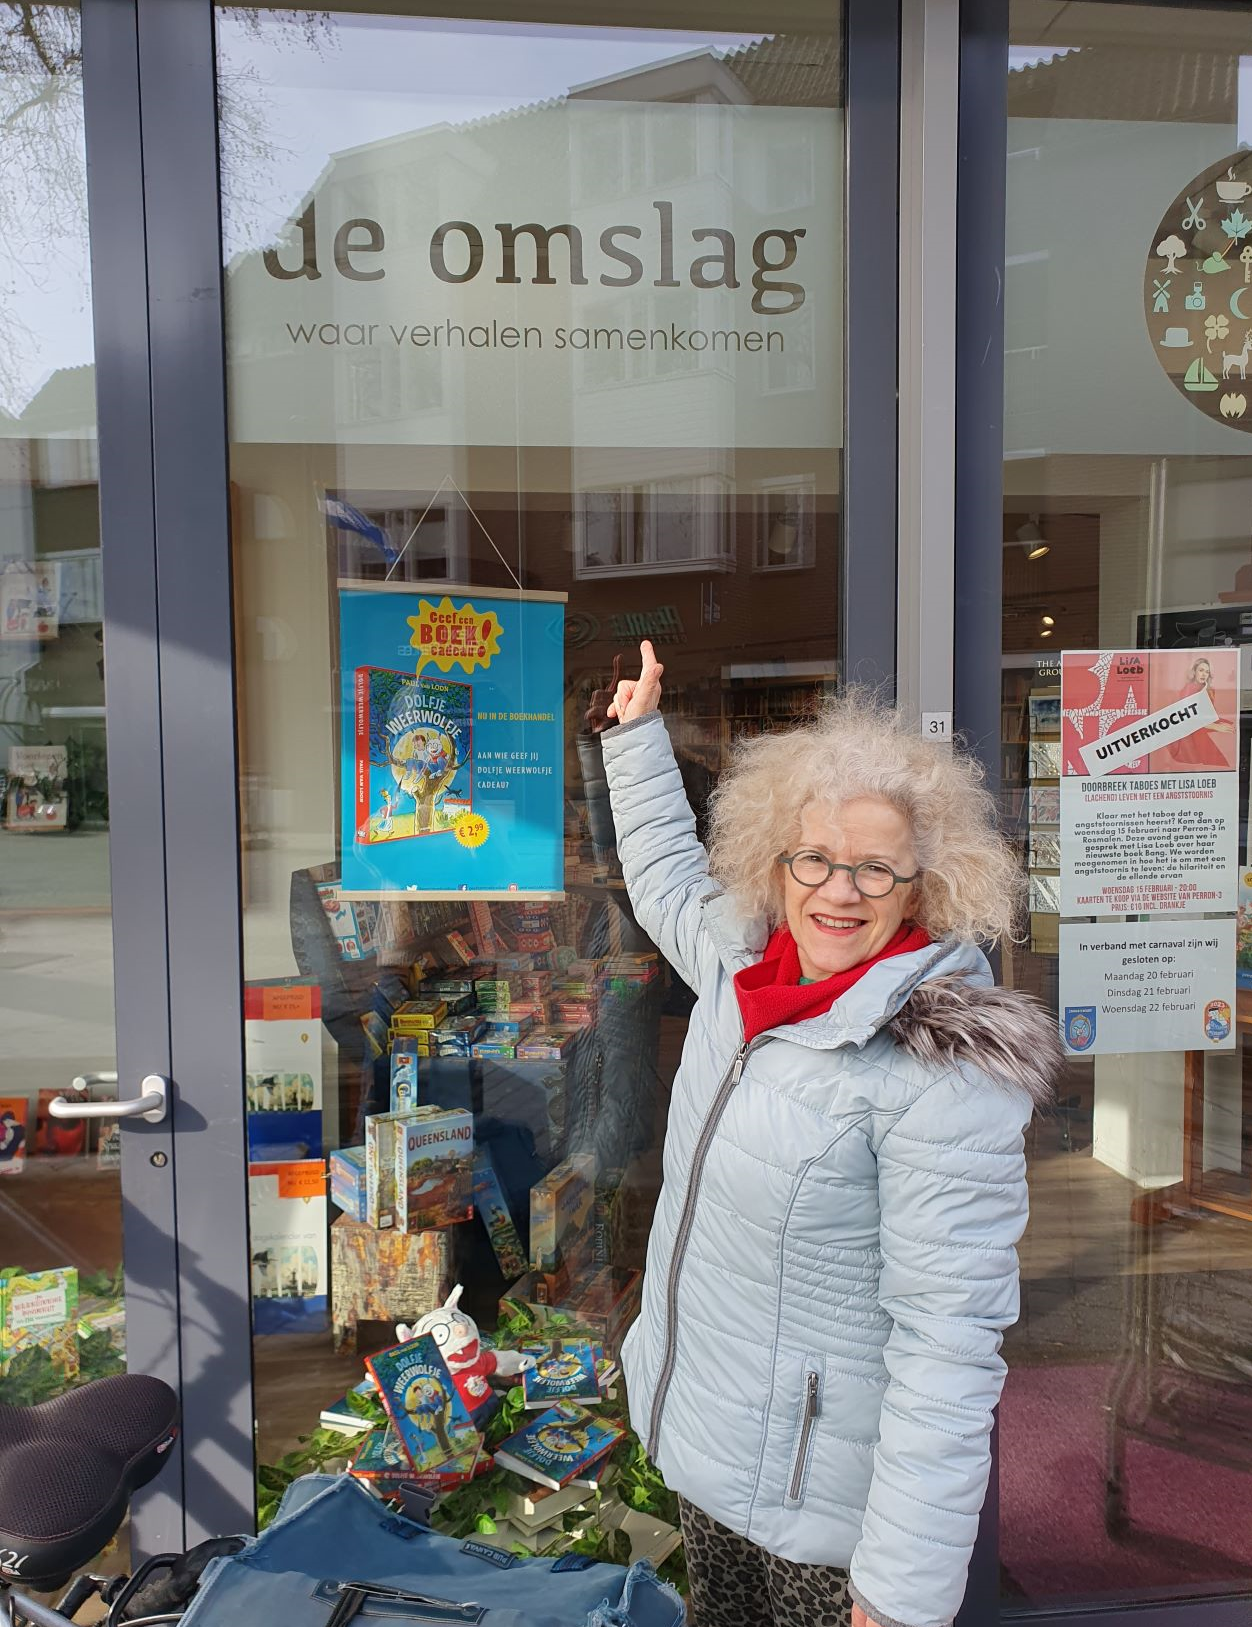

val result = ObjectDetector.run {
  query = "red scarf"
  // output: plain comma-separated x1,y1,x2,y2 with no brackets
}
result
733,922,931,1044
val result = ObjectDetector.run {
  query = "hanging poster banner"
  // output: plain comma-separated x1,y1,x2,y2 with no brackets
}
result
1058,918,1236,1055
1059,649,1239,917
338,581,565,900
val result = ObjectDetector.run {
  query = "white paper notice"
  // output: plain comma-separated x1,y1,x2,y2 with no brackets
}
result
1059,919,1236,1055
1060,772,1238,915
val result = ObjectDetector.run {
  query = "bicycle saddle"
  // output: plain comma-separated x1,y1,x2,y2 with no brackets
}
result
0,1373,178,1590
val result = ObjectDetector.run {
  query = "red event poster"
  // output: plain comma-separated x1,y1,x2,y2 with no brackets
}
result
1059,649,1239,918
1060,649,1237,778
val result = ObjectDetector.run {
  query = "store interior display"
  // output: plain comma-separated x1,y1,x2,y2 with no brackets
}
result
246,857,684,1575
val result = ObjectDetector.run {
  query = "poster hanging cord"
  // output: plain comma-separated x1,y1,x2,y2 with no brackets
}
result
385,473,524,593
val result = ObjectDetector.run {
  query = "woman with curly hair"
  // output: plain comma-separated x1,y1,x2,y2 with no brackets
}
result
601,642,1059,1627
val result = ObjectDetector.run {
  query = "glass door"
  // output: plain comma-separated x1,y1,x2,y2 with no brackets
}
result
0,0,182,1565
214,0,847,1563
0,0,124,1411
992,2,1252,1615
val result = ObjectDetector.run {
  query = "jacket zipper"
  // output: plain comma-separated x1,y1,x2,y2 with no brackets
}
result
787,1369,822,1504
647,1036,758,1460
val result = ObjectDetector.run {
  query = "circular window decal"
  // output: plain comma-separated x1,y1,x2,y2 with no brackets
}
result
1145,150,1252,428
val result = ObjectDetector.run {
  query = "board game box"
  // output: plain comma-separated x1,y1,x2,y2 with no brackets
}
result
397,1107,473,1231
366,1107,474,1231
472,1148,527,1279
329,1145,368,1223
529,1152,596,1276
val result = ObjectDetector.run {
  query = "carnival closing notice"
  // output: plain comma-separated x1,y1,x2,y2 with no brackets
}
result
1059,649,1239,917
1059,919,1236,1055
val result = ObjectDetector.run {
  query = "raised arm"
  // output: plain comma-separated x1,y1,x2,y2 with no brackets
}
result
599,641,718,991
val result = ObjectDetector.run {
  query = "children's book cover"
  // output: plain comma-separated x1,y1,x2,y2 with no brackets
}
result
492,1400,624,1490
338,584,565,901
397,1107,474,1231
356,669,473,850
0,1098,28,1175
349,1425,413,1484
520,1338,601,1409
0,561,59,641
364,1334,480,1473
320,1377,379,1435
0,1266,79,1379
405,1445,486,1492
34,1088,86,1159
6,745,67,831
473,1148,527,1279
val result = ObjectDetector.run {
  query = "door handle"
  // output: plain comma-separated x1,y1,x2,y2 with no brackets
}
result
72,1071,118,1091
49,1075,168,1125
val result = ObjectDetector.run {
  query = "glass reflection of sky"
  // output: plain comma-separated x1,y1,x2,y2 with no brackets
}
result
218,14,768,258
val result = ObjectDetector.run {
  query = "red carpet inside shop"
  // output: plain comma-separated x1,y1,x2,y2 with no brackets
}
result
999,1362,1252,1602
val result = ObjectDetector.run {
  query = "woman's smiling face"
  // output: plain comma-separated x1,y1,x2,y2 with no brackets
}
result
782,797,919,980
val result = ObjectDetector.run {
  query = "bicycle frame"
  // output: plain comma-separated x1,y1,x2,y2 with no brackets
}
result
0,1583,75,1627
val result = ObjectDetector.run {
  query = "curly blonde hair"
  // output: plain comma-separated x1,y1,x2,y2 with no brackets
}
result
706,690,1022,944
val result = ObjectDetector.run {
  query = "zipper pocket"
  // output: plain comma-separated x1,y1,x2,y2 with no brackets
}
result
785,1366,822,1507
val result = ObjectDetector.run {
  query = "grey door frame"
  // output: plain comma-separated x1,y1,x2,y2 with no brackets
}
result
82,0,255,1551
81,0,185,1562
133,0,255,1547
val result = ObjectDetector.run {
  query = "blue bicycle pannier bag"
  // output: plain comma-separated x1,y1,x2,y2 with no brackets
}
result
179,1474,684,1627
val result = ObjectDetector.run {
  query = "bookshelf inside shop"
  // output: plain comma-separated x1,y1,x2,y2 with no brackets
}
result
664,670,838,771
1001,667,1060,961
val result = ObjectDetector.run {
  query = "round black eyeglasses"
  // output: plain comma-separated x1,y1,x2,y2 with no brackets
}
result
777,851,920,898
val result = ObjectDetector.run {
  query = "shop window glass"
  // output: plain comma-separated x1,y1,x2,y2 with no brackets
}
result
1001,4,1252,1609
214,3,843,1563
0,0,132,1573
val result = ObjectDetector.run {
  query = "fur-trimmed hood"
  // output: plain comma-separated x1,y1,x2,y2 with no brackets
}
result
888,971,1060,1110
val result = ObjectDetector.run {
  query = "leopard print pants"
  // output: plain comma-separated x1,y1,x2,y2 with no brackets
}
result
677,1496,854,1627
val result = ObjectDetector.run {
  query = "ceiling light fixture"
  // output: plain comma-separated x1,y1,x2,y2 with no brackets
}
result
1041,614,1055,626
1016,515,1050,560
1040,628,1053,638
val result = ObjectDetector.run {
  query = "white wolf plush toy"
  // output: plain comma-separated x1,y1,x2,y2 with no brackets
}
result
397,1284,534,1420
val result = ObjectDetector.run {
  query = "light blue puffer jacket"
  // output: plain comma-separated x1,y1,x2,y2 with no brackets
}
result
601,713,1058,1627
